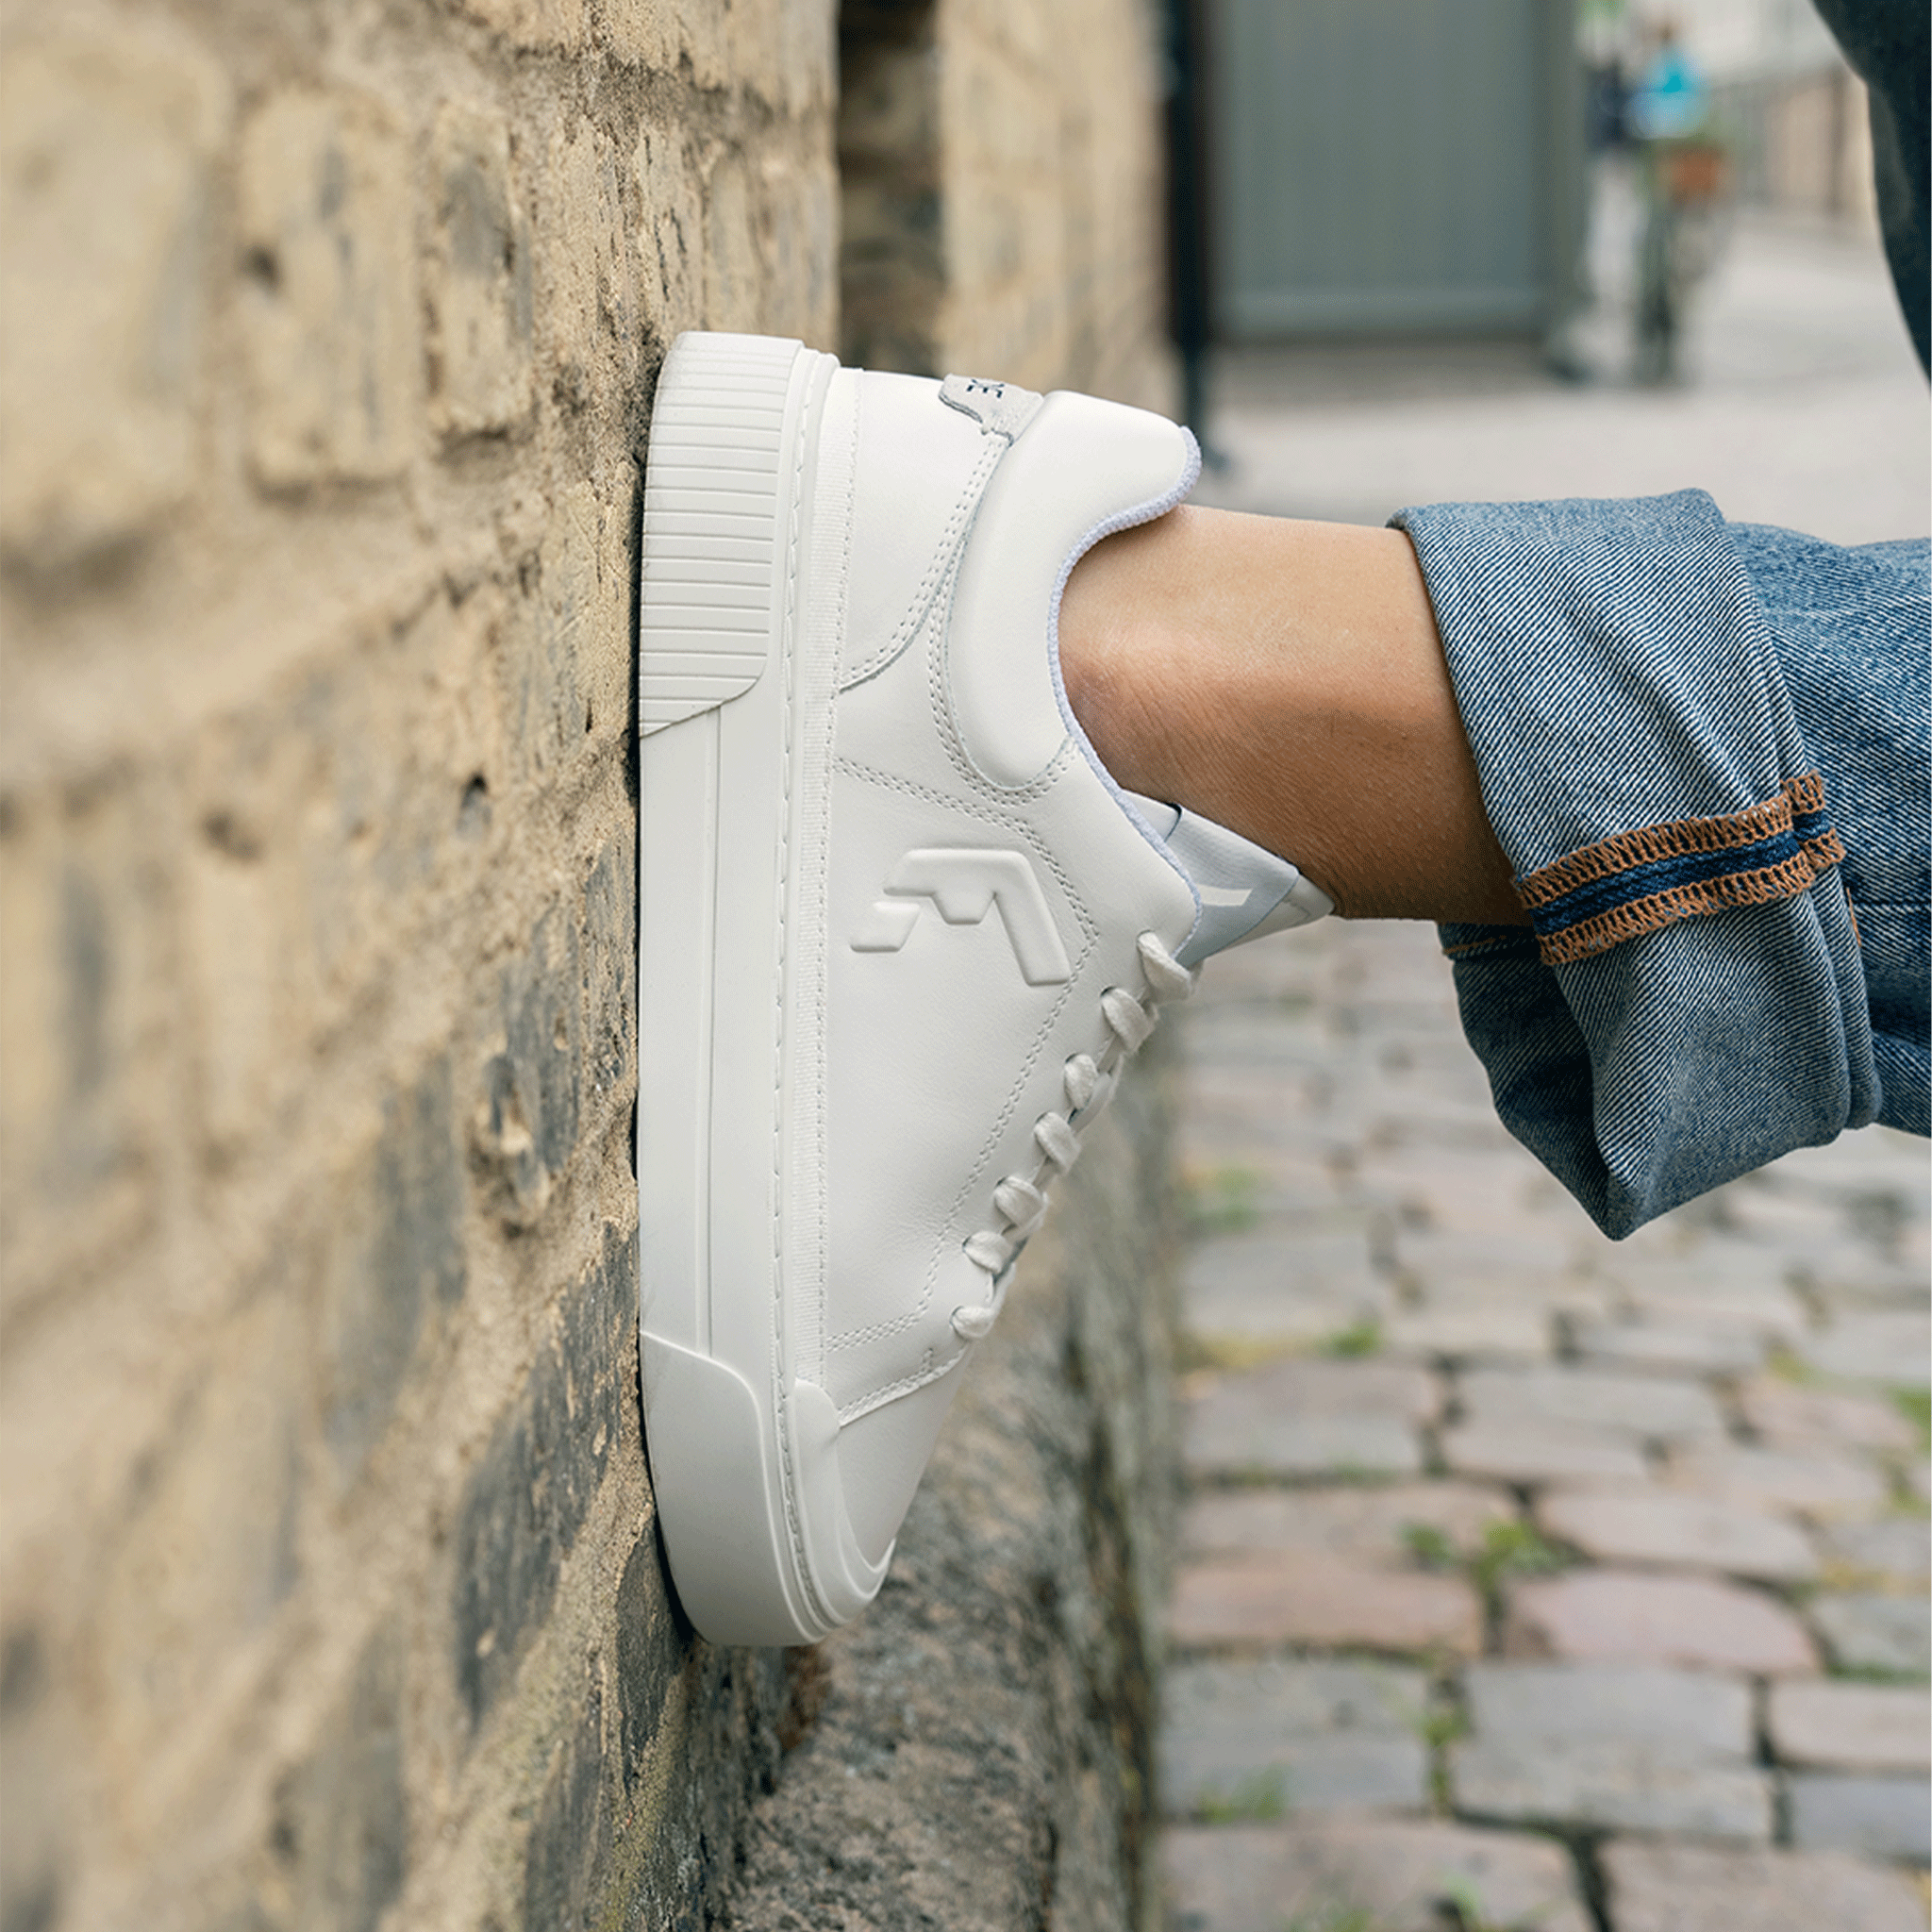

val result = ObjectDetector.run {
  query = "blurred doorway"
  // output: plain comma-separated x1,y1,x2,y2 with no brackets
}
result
1211,0,1585,338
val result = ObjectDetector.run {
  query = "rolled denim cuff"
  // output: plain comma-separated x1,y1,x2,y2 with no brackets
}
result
1394,490,1881,1237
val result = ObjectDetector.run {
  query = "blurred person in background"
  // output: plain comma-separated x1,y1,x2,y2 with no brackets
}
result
1628,19,1727,380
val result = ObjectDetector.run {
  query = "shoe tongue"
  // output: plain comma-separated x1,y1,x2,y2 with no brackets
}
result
1124,792,1334,968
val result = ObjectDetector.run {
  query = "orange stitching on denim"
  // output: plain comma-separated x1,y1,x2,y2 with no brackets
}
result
1785,771,1826,815
1517,773,1828,909
1800,828,1846,870
1537,852,1828,965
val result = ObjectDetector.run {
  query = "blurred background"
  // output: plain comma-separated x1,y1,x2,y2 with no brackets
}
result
1168,0,1927,544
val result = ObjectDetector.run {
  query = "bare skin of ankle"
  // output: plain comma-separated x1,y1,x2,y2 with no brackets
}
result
1058,506,1527,925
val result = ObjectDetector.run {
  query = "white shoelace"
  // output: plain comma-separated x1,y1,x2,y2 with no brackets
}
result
952,933,1195,1340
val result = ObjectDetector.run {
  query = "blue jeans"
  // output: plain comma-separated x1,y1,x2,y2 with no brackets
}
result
1394,493,1927,1236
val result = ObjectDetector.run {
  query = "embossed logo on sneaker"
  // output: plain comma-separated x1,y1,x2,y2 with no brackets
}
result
939,374,1044,442
852,849,1072,985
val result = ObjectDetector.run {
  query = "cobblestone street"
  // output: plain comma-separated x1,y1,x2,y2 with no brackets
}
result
1158,214,1930,1932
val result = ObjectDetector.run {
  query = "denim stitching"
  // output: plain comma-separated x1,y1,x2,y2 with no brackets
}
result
1538,846,1845,964
1515,772,1846,965
1518,774,1827,908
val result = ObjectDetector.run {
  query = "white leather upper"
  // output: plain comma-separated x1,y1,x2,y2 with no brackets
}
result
948,391,1199,789
835,371,1001,691
817,369,1201,1448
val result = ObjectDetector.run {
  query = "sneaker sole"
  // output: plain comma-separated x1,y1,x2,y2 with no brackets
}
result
636,332,885,1645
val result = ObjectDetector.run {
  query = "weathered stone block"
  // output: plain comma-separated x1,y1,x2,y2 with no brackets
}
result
1535,1488,1817,1583
240,90,418,486
321,1056,465,1480
1454,1657,1768,1840
452,1226,632,1727
98,1287,303,1770
1797,1312,1932,1387
1181,1481,1513,1565
1770,1679,1931,1773
524,1675,614,1928
1739,1376,1920,1454
1817,1516,1930,1585
1462,1660,1754,1755
1440,1417,1649,1486
1459,1365,1724,1441
1809,1591,1932,1677
1163,1819,1593,1932
1601,1840,1924,1932
453,0,586,49
1183,1357,1438,1481
1665,1441,1889,1517
471,907,582,1228
635,122,704,344
1182,1223,1392,1346
1504,1570,1819,1674
543,122,635,408
1382,1299,1554,1362
0,30,226,570
1787,1772,1932,1861
266,1624,408,1932
1172,1552,1481,1657
428,102,533,435
1161,1659,1430,1818
1571,1318,1764,1375
1453,1737,1773,1840
702,149,764,332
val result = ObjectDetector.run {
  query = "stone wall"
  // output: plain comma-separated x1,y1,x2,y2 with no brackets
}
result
0,0,1176,1926
841,0,1176,408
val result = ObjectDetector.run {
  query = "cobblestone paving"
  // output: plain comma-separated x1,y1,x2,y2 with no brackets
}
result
1158,920,1929,1932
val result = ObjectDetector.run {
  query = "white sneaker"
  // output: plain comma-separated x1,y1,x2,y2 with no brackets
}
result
636,332,1329,1645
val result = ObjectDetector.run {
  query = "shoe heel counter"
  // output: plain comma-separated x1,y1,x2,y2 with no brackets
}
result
950,391,1199,789
838,370,1009,691
639,332,820,737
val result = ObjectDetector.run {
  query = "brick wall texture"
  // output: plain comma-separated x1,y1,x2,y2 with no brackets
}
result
0,0,1174,1927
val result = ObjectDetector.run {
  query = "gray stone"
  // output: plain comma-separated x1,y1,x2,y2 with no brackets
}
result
1817,1517,1931,1585
1183,1358,1439,1480
1459,1366,1725,1441
1535,1488,1817,1583
1160,1660,1430,1818
1503,1571,1819,1674
1441,1418,1650,1485
1390,1230,1607,1314
1787,1773,1932,1862
1601,1841,1925,1932
1665,1442,1890,1517
1618,1282,1809,1344
1770,1680,1931,1773
1163,1818,1593,1932
1182,1224,1391,1344
1738,1378,1920,1454
1180,1481,1514,1564
1452,1662,1769,1839
1810,1592,1932,1676
1380,1300,1554,1361
1796,1313,1932,1388
1571,1319,1764,1375
1171,1552,1483,1657
1461,1661,1754,1755
1452,1737,1772,1840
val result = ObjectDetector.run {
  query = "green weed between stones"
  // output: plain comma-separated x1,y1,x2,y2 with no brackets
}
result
1891,1389,1931,1454
1281,1879,1544,1932
1319,1318,1383,1358
1402,1519,1569,1604
1193,1766,1290,1824
1183,1163,1263,1238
